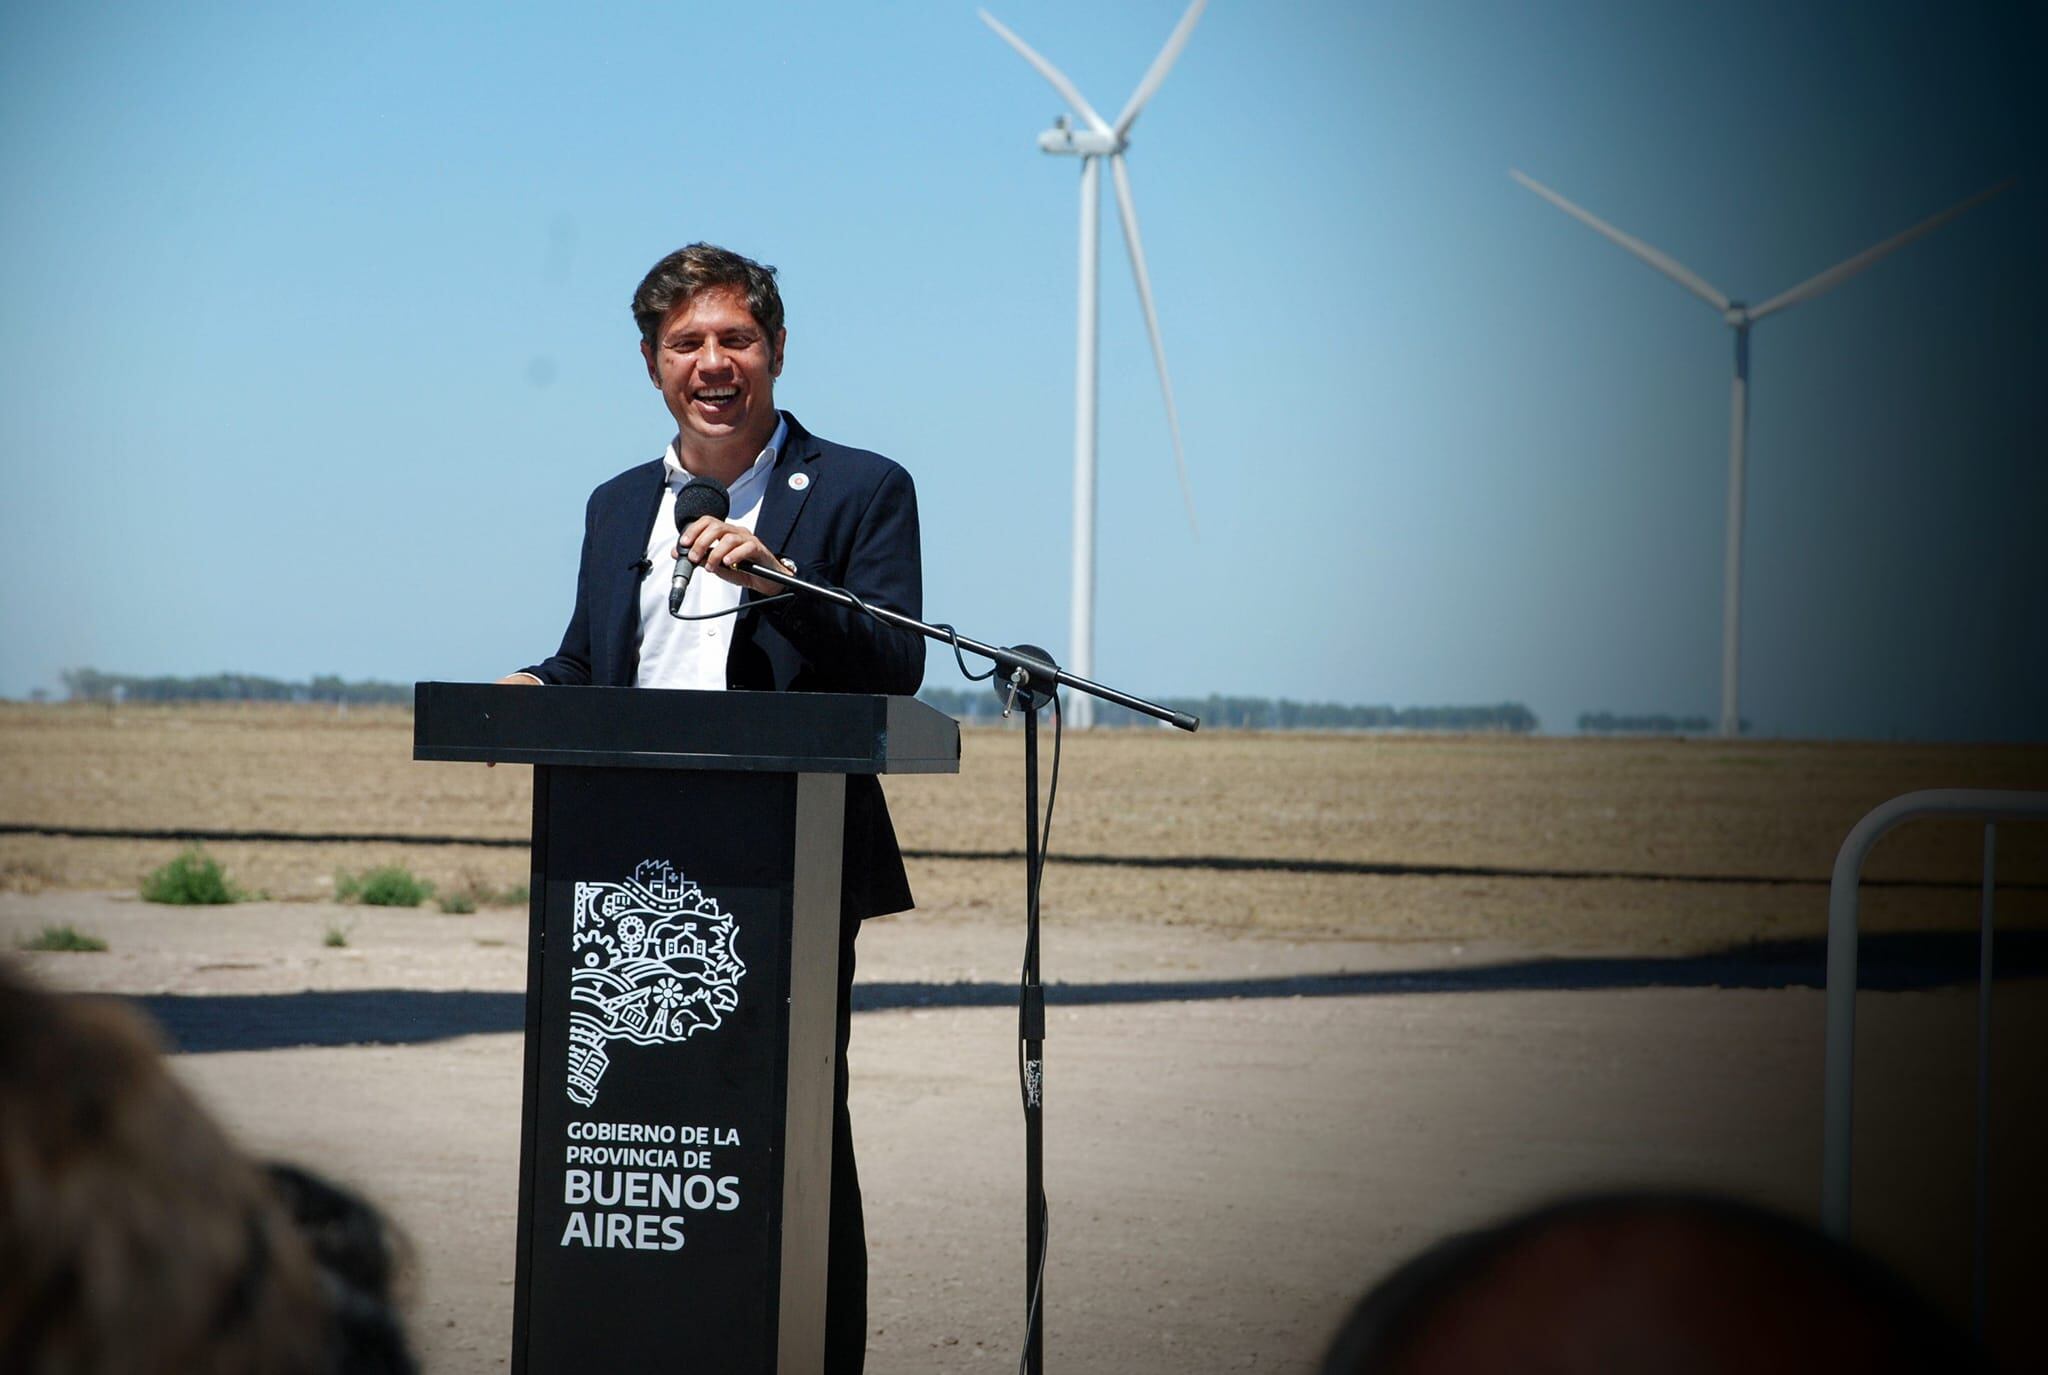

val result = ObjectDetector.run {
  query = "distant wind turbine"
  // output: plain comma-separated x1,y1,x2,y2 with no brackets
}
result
1511,168,2012,738
982,1,1205,729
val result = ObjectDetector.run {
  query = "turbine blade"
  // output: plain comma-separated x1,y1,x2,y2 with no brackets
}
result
1747,178,2016,322
1110,154,1198,537
1510,169,1731,313
1113,0,1209,140
978,9,1112,134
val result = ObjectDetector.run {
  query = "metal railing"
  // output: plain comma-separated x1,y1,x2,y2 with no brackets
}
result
1822,787,2048,1335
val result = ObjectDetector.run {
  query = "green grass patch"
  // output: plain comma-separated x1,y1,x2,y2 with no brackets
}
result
19,924,108,952
323,922,351,948
140,847,247,905
335,865,434,907
435,872,526,913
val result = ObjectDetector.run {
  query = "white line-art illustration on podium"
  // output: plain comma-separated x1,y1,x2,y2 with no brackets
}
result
567,859,748,1106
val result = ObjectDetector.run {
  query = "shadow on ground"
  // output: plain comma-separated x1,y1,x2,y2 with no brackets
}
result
129,932,2047,1055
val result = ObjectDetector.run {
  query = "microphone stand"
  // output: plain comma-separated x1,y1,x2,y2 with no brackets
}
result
736,560,1201,732
738,560,1196,1373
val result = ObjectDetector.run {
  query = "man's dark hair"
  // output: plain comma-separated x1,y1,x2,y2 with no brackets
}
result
632,243,784,358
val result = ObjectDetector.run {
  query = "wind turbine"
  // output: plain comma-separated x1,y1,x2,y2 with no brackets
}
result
982,1,1205,729
1511,168,2012,738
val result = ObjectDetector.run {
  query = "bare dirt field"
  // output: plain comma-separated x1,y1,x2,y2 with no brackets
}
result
3,705,2046,1370
3,703,2044,949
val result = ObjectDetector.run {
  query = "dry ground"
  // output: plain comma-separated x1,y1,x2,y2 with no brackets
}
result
9,892,2045,1374
4,706,2046,1370
2,704,2043,951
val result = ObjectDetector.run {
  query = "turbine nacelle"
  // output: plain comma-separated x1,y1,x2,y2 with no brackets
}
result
1038,122,1122,157
1722,303,1751,328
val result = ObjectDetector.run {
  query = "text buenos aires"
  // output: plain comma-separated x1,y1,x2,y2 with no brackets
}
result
559,1168,741,1251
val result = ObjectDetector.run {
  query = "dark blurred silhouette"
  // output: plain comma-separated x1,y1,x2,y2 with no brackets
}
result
1323,1191,1988,1374
266,1163,418,1374
0,961,417,1374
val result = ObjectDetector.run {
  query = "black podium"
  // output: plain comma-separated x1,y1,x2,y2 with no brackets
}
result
413,683,959,1373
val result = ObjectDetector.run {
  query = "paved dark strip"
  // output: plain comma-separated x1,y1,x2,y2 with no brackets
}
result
913,850,2035,891
124,932,2047,1055
132,990,529,1054
3,822,2033,892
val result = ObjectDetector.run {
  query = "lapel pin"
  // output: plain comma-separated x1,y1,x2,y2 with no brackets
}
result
787,471,810,492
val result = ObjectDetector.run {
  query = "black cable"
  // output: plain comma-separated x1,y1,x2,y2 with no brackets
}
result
1038,692,1063,891
664,544,799,620
667,592,794,621
1018,1195,1050,1375
932,623,999,683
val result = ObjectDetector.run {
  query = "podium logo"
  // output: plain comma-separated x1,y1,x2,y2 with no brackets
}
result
567,859,747,1106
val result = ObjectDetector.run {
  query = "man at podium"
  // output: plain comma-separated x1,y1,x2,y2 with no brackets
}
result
499,242,923,1372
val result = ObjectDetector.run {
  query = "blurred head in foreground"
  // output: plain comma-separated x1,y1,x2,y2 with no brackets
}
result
0,961,329,1374
1323,1191,1984,1374
266,1162,418,1374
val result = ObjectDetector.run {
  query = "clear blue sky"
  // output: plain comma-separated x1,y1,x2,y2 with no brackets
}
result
1,1,2039,739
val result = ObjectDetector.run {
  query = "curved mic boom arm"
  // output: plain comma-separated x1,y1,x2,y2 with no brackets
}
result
737,559,1200,732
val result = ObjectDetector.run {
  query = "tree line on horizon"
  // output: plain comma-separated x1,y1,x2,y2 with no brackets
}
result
58,669,412,705
916,687,1539,732
49,668,1539,732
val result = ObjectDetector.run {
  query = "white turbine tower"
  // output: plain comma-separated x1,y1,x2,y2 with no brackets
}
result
1511,169,2011,738
982,1,1205,728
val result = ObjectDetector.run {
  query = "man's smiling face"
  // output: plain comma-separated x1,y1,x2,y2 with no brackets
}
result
641,283,786,464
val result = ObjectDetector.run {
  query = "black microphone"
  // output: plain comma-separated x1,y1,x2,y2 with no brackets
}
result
669,475,732,615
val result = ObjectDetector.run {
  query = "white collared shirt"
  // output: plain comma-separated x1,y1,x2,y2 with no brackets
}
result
633,416,787,690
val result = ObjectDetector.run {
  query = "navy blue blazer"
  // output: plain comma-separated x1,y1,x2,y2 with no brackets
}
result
522,411,924,920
